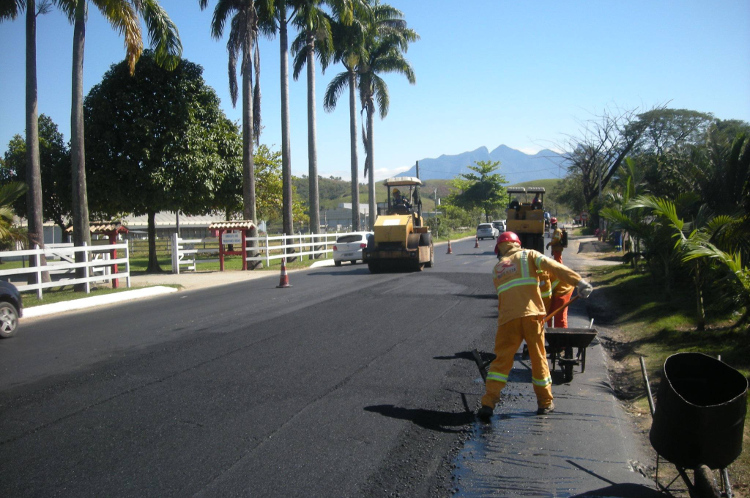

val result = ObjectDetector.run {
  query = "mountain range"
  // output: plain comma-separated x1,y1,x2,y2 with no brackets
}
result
394,145,568,183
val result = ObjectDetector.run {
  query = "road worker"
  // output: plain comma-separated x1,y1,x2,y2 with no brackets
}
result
546,217,564,263
546,275,574,329
392,188,411,210
477,231,593,421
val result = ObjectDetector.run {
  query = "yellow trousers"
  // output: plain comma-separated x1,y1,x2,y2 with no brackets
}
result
481,316,553,409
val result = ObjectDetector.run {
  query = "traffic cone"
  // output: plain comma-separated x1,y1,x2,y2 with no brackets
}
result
277,258,292,288
475,236,480,248
446,240,453,254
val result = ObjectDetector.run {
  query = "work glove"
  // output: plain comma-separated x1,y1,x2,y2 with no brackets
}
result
577,279,593,299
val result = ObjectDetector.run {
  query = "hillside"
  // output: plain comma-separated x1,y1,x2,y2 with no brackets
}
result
395,145,568,184
292,176,562,213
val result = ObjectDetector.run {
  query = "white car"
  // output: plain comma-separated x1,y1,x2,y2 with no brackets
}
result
492,220,506,233
333,232,373,266
476,223,498,240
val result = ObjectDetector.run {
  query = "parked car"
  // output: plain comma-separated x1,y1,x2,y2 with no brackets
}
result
492,220,506,233
333,232,373,266
476,223,498,240
0,281,22,338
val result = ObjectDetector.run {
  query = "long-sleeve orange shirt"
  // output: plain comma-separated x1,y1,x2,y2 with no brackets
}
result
492,246,582,325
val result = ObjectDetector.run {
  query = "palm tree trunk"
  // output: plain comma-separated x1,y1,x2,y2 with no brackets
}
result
367,100,376,228
242,52,260,269
348,69,359,231
25,0,49,284
71,0,90,291
306,34,320,253
279,8,294,256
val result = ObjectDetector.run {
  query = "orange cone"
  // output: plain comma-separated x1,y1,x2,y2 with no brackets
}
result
277,258,292,288
446,240,453,254
475,236,480,248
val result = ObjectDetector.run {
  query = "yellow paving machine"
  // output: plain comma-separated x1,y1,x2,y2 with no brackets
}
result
505,186,546,252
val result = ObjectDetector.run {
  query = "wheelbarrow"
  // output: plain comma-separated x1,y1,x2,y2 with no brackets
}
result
640,353,748,498
545,324,598,383
542,294,597,382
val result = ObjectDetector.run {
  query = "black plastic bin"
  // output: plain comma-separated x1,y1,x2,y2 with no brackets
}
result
650,352,748,469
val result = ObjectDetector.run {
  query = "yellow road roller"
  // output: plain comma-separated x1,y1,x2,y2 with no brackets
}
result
363,177,434,273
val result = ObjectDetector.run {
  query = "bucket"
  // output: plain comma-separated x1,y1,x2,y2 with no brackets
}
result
649,352,748,469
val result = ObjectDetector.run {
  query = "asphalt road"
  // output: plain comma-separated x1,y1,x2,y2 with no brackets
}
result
0,236,657,497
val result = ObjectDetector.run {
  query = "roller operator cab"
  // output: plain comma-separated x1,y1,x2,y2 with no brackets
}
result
505,186,546,252
363,177,434,272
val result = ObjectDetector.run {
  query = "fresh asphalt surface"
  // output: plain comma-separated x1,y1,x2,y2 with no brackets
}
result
0,236,658,497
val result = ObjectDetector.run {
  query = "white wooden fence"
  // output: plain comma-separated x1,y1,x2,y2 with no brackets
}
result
171,232,345,274
0,243,131,299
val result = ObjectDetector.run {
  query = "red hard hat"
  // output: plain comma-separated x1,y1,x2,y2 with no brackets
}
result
497,231,521,245
550,217,557,224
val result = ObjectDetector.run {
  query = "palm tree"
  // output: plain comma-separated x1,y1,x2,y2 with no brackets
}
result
358,7,418,227
199,0,263,267
1,0,50,282
255,0,295,247
59,0,181,279
323,2,372,230
291,0,359,238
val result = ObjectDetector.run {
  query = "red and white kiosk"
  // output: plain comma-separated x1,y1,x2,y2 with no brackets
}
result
208,220,256,271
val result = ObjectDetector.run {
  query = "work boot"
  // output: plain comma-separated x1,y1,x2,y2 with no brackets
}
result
476,405,494,422
536,402,555,415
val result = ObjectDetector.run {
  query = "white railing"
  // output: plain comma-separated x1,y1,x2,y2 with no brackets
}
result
171,234,220,274
0,243,131,299
171,232,346,273
246,233,338,267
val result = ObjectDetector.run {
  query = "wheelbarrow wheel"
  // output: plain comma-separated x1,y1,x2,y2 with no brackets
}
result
580,347,587,373
563,346,574,382
692,466,721,498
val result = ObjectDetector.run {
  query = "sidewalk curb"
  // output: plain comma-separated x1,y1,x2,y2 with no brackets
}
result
24,286,178,318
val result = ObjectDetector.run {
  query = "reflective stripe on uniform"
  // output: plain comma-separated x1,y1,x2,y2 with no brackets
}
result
532,375,552,387
487,371,508,383
496,251,538,295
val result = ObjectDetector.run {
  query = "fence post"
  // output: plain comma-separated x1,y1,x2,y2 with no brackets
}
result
125,244,131,288
34,244,43,300
172,232,180,275
84,242,90,294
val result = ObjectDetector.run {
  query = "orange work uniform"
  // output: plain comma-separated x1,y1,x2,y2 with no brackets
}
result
481,246,582,411
549,227,564,263
546,278,575,328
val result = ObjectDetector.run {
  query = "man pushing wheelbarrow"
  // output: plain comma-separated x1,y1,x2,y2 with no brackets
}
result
476,231,593,422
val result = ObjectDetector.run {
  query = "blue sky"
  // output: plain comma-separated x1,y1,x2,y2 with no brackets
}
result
1,0,749,182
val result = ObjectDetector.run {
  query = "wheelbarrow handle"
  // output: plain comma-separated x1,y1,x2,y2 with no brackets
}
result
543,294,580,323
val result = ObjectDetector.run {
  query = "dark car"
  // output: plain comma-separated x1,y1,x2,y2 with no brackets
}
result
0,281,22,338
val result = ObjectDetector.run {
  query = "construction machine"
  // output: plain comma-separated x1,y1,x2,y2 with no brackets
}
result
505,186,546,252
363,177,434,272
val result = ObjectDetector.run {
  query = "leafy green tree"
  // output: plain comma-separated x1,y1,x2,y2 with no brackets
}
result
2,114,72,236
0,182,28,250
446,161,507,222
55,0,181,288
84,51,233,273
357,5,417,227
